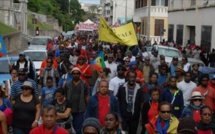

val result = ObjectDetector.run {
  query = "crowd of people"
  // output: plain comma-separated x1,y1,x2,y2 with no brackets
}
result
0,33,215,134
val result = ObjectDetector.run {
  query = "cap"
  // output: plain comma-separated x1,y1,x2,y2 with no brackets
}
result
173,56,178,60
18,68,28,75
21,81,34,90
71,67,81,73
82,118,100,133
19,52,25,56
189,91,204,100
177,117,197,134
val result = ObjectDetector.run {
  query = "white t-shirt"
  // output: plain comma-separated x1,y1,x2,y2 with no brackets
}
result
177,80,197,106
109,76,125,96
183,62,191,72
105,61,117,79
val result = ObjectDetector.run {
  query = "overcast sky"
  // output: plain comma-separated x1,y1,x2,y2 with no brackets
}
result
78,0,100,4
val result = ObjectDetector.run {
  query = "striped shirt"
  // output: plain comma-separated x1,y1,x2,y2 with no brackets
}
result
10,78,38,98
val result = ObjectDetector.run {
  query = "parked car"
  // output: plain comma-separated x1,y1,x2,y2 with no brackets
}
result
151,45,182,66
188,58,205,67
23,50,47,78
28,36,52,50
0,56,36,88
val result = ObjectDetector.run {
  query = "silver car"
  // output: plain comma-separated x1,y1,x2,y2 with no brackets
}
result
28,36,52,50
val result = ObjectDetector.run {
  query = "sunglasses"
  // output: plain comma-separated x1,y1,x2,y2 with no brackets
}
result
117,69,124,71
22,87,31,90
202,113,212,116
125,61,130,62
72,73,80,75
193,99,202,102
79,58,84,60
160,110,171,114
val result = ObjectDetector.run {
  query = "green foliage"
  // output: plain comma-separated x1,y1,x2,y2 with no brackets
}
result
0,22,17,35
27,0,85,31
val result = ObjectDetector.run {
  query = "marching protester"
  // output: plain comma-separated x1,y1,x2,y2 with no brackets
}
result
86,80,121,127
12,81,40,134
64,67,89,134
117,71,142,134
30,105,68,134
181,91,204,123
145,101,179,134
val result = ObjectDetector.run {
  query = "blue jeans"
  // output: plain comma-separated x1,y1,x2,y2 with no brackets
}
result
13,127,31,134
72,112,85,134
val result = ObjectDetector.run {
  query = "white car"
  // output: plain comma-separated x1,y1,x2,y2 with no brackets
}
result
151,45,182,66
23,50,47,78
28,36,52,50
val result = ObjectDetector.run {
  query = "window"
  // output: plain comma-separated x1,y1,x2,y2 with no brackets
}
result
151,0,166,6
0,0,3,7
191,0,196,6
143,0,147,7
168,24,174,42
176,25,183,45
154,19,164,36
201,26,212,51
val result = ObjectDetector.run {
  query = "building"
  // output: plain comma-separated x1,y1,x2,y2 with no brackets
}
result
133,0,168,43
102,0,134,25
81,3,99,13
168,0,215,50
0,0,28,34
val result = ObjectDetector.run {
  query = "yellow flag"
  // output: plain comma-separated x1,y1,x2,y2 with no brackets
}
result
99,17,121,43
99,17,138,46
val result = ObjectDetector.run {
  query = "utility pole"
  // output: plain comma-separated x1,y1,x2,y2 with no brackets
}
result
125,0,127,23
69,0,71,14
147,0,151,41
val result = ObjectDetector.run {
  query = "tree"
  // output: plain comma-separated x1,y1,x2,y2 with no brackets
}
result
88,4,98,13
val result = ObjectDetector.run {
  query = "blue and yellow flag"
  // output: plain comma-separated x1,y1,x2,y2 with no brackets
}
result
91,51,106,68
0,35,7,57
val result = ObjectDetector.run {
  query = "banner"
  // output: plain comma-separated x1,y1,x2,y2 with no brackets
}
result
99,17,138,46
78,23,98,31
0,35,7,57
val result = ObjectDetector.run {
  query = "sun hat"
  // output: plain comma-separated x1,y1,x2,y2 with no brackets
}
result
188,91,204,101
71,67,81,73
21,81,34,90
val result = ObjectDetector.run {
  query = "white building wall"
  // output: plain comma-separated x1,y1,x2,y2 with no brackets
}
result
112,0,134,24
168,7,215,49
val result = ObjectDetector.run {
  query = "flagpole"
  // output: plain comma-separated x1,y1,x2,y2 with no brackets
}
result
6,54,11,65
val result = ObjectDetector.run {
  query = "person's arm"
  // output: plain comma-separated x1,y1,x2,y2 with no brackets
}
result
57,108,71,119
32,103,41,128
0,111,7,134
4,81,9,97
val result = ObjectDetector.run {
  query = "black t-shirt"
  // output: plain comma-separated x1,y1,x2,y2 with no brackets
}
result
12,95,39,129
52,99,72,122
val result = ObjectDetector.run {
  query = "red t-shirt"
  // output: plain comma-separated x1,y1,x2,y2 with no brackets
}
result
30,124,69,134
75,64,92,83
148,102,158,121
193,110,201,123
197,129,213,134
98,94,109,127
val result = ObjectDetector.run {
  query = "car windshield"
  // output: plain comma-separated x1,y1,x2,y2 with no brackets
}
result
31,38,48,45
0,61,11,73
158,48,180,57
24,52,46,61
